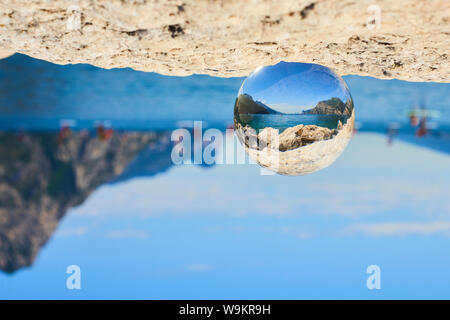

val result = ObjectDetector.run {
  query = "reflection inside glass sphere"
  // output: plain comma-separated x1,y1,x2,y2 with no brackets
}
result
234,62,355,175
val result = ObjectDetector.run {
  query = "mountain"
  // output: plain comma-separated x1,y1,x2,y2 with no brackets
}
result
303,97,353,116
0,130,171,273
234,94,282,116
235,94,353,117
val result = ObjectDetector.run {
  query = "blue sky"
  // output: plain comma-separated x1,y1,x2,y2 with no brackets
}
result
239,62,351,113
1,133,449,299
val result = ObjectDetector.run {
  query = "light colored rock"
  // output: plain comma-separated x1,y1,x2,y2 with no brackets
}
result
239,122,341,152
258,126,280,150
236,125,258,149
0,49,14,59
277,125,304,151
242,112,355,175
0,0,448,82
278,124,338,151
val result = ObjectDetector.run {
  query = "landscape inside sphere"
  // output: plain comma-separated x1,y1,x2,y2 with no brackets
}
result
234,62,355,175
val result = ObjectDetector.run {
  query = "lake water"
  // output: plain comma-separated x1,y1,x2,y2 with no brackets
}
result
239,114,350,131
0,54,449,299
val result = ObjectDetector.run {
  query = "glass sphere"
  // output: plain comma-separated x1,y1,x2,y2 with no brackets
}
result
234,62,355,175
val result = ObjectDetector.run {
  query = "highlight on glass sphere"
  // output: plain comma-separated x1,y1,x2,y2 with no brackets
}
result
234,61,355,175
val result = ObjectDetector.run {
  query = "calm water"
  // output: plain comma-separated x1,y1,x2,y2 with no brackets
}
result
0,54,449,299
240,114,350,131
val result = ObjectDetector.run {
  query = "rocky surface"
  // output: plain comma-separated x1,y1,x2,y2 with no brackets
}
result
0,49,13,59
236,112,355,175
278,124,339,151
0,130,170,273
239,123,339,152
0,0,448,82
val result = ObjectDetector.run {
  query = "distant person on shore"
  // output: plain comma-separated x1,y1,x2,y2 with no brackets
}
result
96,124,114,141
387,124,398,145
58,125,71,145
416,116,428,137
408,109,419,127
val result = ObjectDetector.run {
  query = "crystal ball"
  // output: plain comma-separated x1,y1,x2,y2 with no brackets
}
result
234,62,355,175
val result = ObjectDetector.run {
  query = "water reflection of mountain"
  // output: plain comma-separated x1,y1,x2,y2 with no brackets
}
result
0,131,174,273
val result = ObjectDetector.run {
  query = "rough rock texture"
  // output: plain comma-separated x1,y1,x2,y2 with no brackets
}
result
236,112,355,175
0,0,448,82
278,124,339,151
0,49,13,59
253,124,339,152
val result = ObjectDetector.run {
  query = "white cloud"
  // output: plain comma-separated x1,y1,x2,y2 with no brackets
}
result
341,221,450,237
187,264,211,272
263,226,313,239
55,226,88,237
106,228,149,239
69,134,450,219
